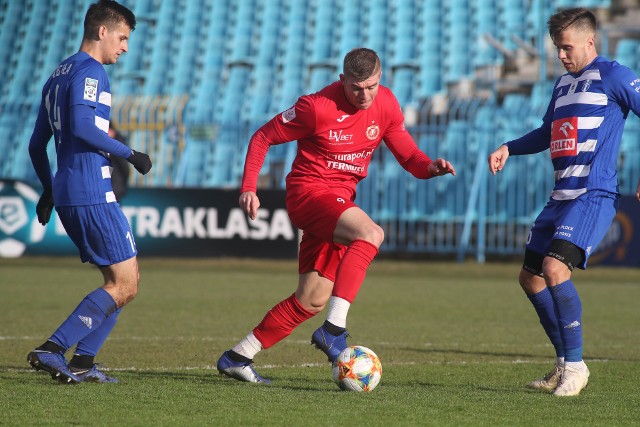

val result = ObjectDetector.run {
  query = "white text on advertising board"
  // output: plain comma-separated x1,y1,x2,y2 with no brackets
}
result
121,207,295,240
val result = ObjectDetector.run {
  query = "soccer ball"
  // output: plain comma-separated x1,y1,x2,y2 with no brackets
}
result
332,345,382,392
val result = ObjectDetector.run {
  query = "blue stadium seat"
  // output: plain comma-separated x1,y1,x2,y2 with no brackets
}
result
391,67,417,107
416,3,444,97
363,1,389,57
308,66,335,93
217,64,252,123
472,0,499,67
248,67,275,122
390,0,417,65
254,0,282,68
309,0,335,63
335,0,364,59
615,39,639,71
443,1,472,83
498,1,527,51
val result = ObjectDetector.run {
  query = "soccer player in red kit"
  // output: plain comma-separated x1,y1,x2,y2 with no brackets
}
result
217,48,456,383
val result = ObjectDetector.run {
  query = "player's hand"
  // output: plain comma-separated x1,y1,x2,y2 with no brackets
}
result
636,178,640,202
488,145,509,175
127,150,153,175
36,187,54,225
428,158,456,177
239,191,260,220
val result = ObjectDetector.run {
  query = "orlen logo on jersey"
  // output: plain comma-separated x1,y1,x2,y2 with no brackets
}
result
550,117,578,159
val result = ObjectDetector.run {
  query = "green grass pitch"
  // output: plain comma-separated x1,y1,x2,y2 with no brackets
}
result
1,257,639,426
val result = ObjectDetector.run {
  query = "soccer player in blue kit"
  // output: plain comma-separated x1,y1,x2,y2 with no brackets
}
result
488,8,640,396
27,0,152,383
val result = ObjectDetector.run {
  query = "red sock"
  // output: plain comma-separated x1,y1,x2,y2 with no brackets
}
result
332,239,379,303
253,293,315,349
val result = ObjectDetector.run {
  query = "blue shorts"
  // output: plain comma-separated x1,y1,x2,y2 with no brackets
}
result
56,203,137,267
526,191,618,269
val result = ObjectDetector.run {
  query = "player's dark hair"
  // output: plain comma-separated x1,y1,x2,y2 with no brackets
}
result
83,0,136,39
343,48,381,81
548,8,596,41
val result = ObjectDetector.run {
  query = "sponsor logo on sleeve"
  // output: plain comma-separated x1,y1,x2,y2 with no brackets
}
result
281,106,296,123
84,78,98,102
550,117,578,158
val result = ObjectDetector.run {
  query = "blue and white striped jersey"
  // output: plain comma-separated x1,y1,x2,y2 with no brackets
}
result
507,56,640,200
33,51,130,206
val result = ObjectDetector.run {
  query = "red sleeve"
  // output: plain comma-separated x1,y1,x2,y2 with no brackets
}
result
382,97,433,179
240,96,316,192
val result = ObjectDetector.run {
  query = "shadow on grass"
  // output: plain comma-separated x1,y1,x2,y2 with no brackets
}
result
122,369,336,392
400,347,640,362
402,346,542,360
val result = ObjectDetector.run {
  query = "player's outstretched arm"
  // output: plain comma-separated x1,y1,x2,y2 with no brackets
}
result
488,145,510,175
239,191,260,220
428,158,456,177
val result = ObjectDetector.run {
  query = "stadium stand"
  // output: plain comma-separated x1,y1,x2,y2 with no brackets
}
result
1,0,636,257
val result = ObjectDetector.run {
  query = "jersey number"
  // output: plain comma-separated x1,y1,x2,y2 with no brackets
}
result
45,84,62,132
126,230,137,253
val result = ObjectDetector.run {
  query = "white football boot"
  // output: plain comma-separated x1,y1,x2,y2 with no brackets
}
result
553,361,589,397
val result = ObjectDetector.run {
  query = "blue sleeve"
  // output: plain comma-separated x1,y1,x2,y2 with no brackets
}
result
503,84,555,156
28,101,54,189
70,104,132,158
606,63,640,118
504,126,551,155
504,96,553,155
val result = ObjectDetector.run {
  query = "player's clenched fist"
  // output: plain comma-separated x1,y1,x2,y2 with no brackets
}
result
488,145,510,175
239,191,260,220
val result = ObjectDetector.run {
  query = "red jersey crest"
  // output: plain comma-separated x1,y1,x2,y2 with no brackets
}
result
366,123,380,140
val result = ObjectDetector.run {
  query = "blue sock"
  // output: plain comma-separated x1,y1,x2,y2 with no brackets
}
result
50,288,118,351
549,280,583,362
74,307,122,357
528,287,565,358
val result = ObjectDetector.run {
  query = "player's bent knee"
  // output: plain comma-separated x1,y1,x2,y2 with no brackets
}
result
359,223,384,248
518,269,546,295
542,239,582,284
305,302,325,314
296,290,329,313
545,239,583,271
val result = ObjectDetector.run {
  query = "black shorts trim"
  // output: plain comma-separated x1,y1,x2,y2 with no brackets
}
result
546,239,583,272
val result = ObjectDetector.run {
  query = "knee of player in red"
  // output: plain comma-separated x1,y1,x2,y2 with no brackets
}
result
253,293,316,349
331,239,379,303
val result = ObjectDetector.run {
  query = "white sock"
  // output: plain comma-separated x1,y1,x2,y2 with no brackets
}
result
565,360,587,371
556,356,565,367
326,297,351,329
232,332,262,360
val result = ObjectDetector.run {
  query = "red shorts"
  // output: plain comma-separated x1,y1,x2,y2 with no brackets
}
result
286,187,356,281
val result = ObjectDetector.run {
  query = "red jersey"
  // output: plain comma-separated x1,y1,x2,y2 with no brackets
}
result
241,81,433,199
